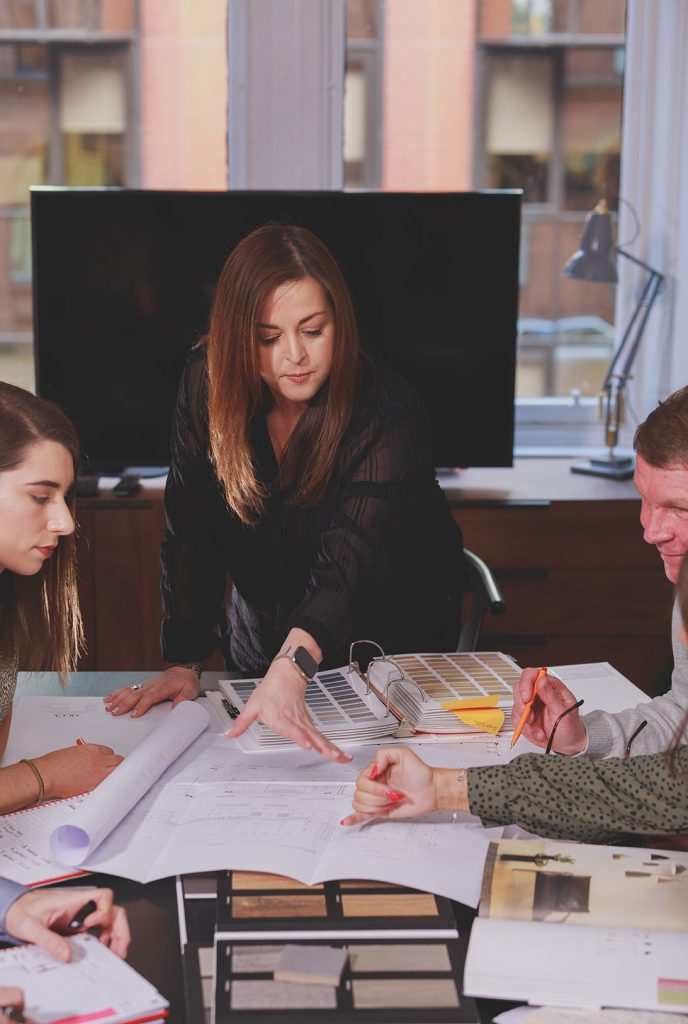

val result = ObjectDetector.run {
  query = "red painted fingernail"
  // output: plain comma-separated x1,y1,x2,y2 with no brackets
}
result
385,790,404,801
369,764,379,780
339,819,346,825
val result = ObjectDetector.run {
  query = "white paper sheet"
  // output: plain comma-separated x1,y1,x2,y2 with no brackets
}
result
49,700,209,865
464,918,688,1011
0,932,168,1024
1,696,170,764
496,1009,688,1024
0,775,498,906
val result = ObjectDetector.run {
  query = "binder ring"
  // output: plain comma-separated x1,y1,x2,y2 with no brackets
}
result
349,639,386,692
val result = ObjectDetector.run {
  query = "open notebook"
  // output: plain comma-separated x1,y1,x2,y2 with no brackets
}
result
464,838,688,1013
209,651,520,751
0,932,168,1024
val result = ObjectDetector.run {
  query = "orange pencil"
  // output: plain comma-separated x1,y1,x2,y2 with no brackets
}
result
510,666,548,747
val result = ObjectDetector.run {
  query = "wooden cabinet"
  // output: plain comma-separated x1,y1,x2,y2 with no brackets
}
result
75,463,675,696
76,491,167,671
453,502,673,696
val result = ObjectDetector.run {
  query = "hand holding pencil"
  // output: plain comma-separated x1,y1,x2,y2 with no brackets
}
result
511,667,588,754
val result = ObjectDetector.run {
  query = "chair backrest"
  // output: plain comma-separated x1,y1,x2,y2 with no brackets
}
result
456,548,506,652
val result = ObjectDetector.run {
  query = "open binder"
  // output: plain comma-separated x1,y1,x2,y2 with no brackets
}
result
209,646,520,751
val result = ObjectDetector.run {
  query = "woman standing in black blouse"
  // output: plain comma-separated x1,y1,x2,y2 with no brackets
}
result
105,224,465,758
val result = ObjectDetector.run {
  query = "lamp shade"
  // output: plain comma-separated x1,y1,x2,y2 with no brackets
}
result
563,200,618,283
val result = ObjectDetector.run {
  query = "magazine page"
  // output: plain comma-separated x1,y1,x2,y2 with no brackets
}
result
479,839,688,932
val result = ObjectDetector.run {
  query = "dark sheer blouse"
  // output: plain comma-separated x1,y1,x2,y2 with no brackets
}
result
161,347,466,672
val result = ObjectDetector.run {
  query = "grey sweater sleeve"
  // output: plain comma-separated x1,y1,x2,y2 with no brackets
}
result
467,747,688,842
0,876,27,945
583,600,688,758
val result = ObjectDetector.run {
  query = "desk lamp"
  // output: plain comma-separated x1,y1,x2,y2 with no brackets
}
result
564,199,664,479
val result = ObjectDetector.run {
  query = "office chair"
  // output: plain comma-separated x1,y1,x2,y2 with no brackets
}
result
456,548,505,652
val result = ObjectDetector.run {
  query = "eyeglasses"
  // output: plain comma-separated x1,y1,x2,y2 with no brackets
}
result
545,703,648,758
625,719,648,759
545,699,585,755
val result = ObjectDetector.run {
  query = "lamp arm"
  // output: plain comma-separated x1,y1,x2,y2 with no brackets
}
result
599,251,664,454
601,249,665,390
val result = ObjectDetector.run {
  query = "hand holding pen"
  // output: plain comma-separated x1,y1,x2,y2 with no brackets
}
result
3,887,130,962
0,991,30,1024
511,666,587,754
511,666,548,746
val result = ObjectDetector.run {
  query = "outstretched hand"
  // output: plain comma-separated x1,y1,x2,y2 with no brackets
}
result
104,667,201,719
512,668,587,754
226,660,351,763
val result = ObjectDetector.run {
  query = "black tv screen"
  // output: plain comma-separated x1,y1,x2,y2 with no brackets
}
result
31,188,520,472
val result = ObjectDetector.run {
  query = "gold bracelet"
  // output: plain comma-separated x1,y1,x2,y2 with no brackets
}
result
20,758,45,806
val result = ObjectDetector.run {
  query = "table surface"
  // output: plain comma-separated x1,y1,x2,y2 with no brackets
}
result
91,457,642,505
11,667,650,1023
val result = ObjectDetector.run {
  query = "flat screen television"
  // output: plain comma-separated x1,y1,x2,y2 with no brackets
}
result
31,188,521,473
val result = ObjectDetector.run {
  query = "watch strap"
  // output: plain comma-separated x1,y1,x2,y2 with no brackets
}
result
273,645,318,683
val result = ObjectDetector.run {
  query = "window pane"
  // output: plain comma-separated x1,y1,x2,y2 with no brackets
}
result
59,49,126,186
48,0,137,31
346,0,379,39
518,214,616,397
0,1,37,30
480,0,625,37
48,0,88,28
344,60,369,188
562,48,623,211
485,52,553,202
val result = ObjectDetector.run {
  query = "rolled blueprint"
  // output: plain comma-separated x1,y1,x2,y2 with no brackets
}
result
50,700,209,865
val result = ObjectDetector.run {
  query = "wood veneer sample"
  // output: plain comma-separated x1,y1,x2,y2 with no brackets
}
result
230,979,337,1010
232,894,327,918
341,892,437,916
352,978,459,1009
338,879,397,889
230,946,283,972
348,943,452,972
232,872,323,891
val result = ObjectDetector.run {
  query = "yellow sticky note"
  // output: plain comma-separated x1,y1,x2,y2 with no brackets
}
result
441,696,505,736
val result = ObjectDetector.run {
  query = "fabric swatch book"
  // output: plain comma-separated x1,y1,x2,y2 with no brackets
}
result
212,651,520,751
464,838,688,1012
0,932,169,1023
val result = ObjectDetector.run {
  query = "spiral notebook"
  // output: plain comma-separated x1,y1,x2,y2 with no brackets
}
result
212,651,520,751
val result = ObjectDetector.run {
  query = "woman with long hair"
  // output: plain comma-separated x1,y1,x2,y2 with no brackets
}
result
0,382,123,812
343,556,688,843
104,223,465,757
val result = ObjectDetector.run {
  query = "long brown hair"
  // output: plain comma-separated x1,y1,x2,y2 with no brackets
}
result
206,223,360,524
0,382,83,674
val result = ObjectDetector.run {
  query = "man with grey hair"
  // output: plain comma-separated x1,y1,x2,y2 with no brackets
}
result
514,384,688,757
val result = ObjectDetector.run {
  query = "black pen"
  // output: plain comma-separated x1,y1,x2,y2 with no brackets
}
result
222,698,240,720
0,1007,27,1023
68,898,97,931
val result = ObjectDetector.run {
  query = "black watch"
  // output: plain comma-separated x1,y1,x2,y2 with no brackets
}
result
275,645,319,683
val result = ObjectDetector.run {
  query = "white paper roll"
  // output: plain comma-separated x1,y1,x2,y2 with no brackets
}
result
50,700,209,865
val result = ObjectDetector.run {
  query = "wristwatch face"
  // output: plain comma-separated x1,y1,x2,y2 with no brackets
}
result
293,645,318,681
